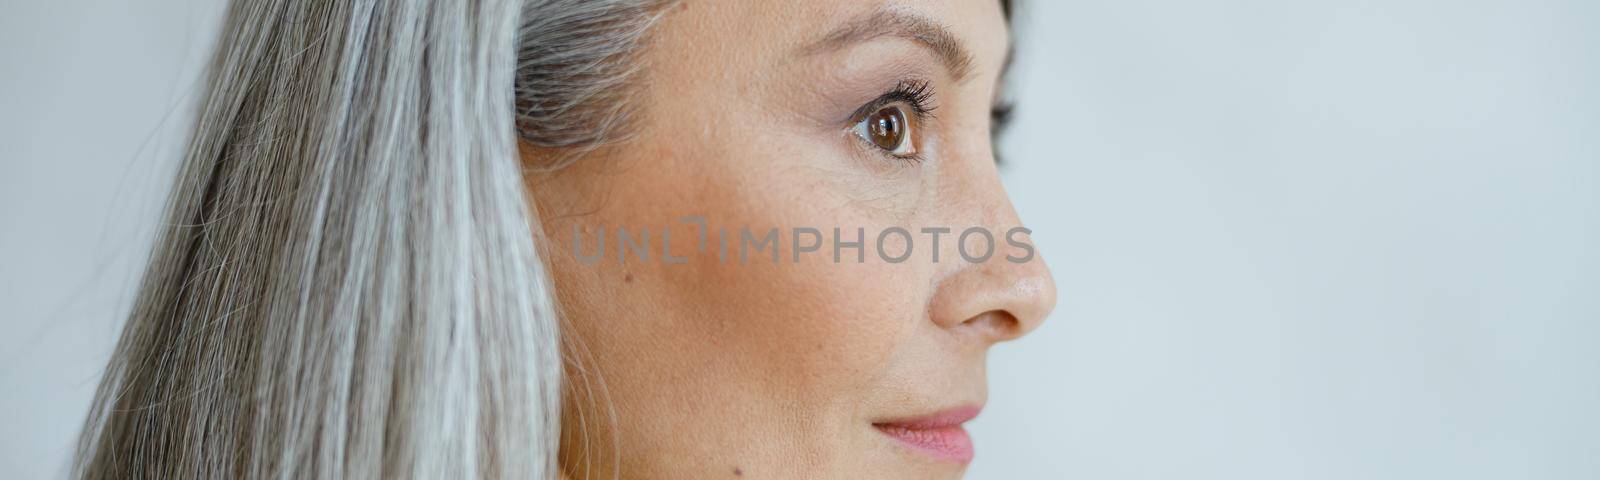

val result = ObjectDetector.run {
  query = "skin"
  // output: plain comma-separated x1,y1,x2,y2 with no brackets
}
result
524,1,1056,478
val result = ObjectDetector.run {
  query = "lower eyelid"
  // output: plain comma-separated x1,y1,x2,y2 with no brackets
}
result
843,126,920,167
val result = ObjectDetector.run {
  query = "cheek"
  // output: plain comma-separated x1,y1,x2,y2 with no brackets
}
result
633,144,926,403
662,240,924,402
574,125,933,415
542,70,943,472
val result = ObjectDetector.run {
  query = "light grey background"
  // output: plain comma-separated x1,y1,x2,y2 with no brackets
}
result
2,1,1596,479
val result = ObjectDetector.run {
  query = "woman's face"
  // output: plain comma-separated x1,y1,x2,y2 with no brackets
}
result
526,1,1055,478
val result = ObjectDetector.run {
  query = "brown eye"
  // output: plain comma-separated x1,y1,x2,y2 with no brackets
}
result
853,104,918,157
868,107,905,149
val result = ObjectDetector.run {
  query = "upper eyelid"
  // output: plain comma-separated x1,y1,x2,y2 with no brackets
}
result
845,80,939,123
849,97,932,125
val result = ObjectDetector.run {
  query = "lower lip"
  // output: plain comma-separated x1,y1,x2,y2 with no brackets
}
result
873,408,979,464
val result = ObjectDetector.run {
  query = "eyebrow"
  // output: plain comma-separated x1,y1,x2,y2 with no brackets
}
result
801,9,977,83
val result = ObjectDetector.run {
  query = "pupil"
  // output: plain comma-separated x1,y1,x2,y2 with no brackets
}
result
870,108,902,150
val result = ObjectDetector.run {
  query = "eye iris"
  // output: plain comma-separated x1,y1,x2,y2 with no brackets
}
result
867,107,905,150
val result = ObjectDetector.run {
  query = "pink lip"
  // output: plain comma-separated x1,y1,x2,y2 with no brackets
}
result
873,405,982,464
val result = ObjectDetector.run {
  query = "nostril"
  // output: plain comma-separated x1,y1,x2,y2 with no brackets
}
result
961,309,1025,342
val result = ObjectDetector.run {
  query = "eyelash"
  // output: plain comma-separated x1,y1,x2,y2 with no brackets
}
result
990,99,1015,165
848,79,937,163
868,79,937,118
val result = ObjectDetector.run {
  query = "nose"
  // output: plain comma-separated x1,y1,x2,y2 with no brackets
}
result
924,162,1057,343
927,230,1057,343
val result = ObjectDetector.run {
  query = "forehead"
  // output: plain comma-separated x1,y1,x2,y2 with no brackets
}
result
791,0,1010,47
658,0,1011,75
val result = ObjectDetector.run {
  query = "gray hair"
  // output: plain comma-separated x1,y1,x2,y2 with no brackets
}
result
74,0,665,478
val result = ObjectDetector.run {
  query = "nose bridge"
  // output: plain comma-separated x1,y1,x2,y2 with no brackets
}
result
932,145,1020,248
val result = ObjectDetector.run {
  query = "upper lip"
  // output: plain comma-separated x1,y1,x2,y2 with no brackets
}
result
872,404,983,429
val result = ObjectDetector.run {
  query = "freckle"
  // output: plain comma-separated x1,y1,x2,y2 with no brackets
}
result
624,272,634,283
734,467,742,476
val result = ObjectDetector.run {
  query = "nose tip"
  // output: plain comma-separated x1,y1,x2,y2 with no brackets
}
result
928,247,1058,343
999,262,1056,340
990,253,1056,342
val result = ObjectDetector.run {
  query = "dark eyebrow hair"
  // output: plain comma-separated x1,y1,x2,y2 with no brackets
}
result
800,9,977,83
